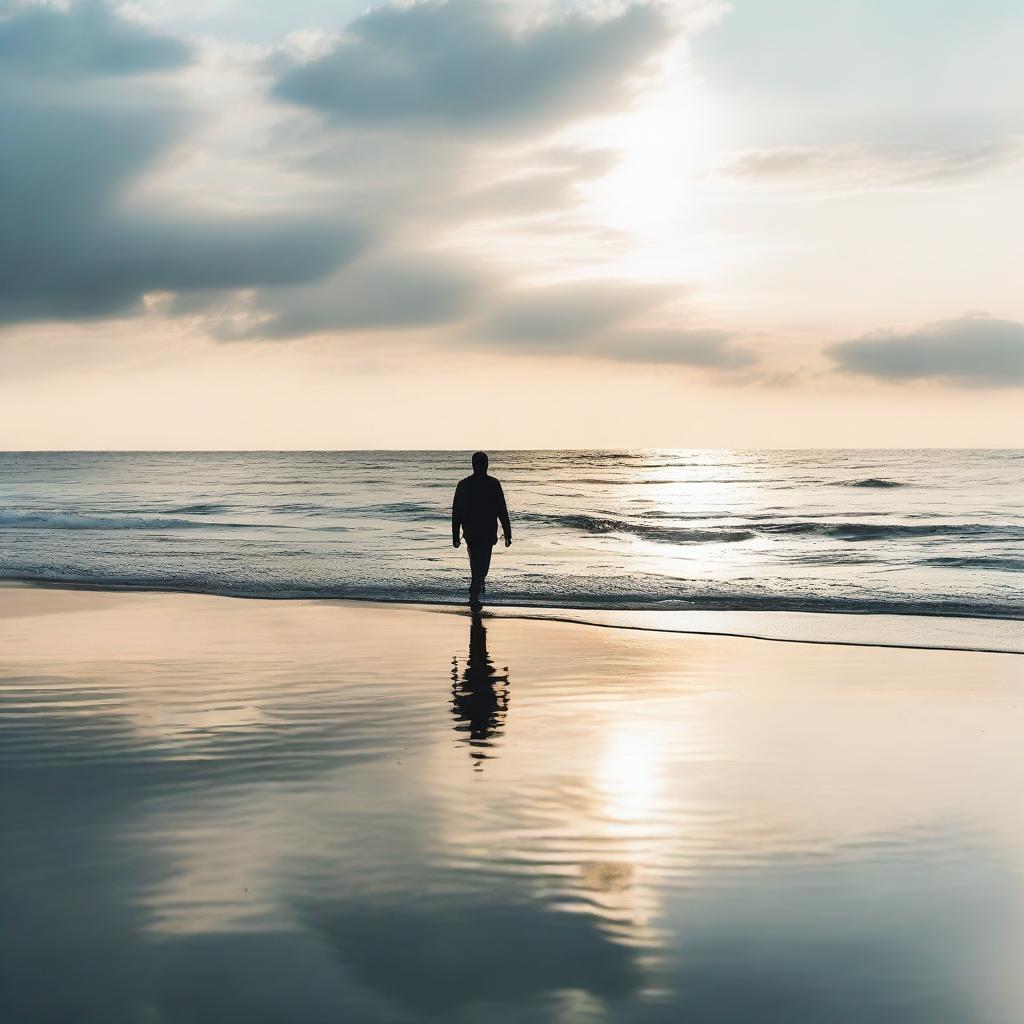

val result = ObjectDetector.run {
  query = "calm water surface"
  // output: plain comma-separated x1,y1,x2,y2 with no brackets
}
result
2,592,1023,1022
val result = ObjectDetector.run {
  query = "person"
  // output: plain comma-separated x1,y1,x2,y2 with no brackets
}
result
452,452,511,604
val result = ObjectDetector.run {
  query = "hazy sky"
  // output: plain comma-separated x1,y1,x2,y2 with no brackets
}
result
2,0,1022,448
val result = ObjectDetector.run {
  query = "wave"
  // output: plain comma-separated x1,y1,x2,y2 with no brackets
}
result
168,502,234,514
923,556,1024,572
2,507,1019,550
522,512,755,544
522,512,1023,545
343,502,438,521
758,521,1024,541
3,570,1021,624
267,501,437,520
835,478,906,488
0,511,261,531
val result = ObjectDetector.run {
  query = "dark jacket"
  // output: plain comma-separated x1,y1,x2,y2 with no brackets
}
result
452,473,511,545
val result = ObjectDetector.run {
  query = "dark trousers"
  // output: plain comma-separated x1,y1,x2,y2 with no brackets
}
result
466,541,494,596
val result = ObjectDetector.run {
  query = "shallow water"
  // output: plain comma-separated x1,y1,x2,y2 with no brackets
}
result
0,449,1021,617
2,592,1023,1022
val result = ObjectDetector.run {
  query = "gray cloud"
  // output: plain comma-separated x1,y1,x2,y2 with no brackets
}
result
720,140,1024,191
475,281,673,346
0,0,190,79
0,2,366,328
272,0,668,135
0,98,363,326
0,0,766,382
592,327,759,368
219,270,760,374
828,315,1024,387
217,254,490,340
467,281,758,370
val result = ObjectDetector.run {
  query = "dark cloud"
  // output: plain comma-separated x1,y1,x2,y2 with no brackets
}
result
217,254,489,339
0,2,365,328
0,98,363,326
273,0,667,135
0,0,190,79
828,315,1024,387
0,1,689,345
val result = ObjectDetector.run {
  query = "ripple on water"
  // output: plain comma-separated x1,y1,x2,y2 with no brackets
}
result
2,595,1023,1021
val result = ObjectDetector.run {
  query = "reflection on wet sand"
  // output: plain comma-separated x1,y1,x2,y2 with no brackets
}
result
450,613,509,768
2,589,1024,1023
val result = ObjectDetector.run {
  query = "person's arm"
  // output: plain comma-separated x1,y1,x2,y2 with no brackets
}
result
496,482,512,547
452,482,463,547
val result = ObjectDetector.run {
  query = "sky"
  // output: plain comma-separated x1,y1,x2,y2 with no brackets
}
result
1,0,1022,448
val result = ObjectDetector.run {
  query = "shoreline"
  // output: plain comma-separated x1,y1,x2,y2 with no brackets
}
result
2,573,1022,622
3,579,1021,656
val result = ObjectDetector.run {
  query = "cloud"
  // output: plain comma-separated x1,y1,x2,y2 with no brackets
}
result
458,146,621,220
0,2,365,327
475,280,673,346
215,254,490,340
468,281,758,370
213,269,760,374
304,901,639,1015
828,315,1024,387
719,140,1024,191
0,98,363,326
0,0,190,79
592,327,759,368
272,0,668,135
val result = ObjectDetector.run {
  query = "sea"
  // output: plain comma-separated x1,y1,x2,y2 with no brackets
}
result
0,449,1020,620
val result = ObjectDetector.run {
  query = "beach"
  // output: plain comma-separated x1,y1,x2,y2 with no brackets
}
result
3,585,1023,1022
5,0,1023,1016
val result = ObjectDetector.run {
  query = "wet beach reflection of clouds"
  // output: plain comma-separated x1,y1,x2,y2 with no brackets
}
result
2,591,1023,1022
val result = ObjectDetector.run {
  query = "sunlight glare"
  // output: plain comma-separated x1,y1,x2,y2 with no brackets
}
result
581,66,723,281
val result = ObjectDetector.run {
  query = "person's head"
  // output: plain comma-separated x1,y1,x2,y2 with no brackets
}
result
471,451,489,475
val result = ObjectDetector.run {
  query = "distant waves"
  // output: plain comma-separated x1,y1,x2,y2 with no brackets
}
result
0,450,1020,619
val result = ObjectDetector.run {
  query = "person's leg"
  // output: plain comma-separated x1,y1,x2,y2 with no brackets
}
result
478,542,493,591
467,542,482,596
466,542,493,597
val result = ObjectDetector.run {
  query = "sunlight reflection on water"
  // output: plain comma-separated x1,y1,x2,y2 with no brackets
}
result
2,591,1023,1022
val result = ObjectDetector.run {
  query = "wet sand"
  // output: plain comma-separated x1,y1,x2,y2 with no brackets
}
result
2,586,1023,1023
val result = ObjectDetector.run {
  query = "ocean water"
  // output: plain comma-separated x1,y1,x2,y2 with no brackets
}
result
0,449,1021,618
3,594,1024,1023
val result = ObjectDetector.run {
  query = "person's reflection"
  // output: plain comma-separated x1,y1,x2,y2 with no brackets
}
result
450,613,510,769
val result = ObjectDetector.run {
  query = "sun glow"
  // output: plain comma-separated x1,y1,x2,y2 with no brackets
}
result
581,68,725,282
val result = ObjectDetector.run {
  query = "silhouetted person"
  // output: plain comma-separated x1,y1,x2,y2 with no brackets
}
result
452,452,511,605
450,612,509,769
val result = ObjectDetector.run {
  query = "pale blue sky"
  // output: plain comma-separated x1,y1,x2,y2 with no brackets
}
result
697,0,1024,145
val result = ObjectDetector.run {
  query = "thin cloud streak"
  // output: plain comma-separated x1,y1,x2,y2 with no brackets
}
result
719,140,1024,192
